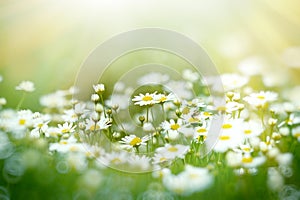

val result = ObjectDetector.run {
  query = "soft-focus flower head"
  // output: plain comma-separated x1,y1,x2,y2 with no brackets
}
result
15,81,35,92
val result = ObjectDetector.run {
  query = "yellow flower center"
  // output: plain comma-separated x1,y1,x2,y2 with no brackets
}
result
61,129,69,133
242,157,253,163
59,141,68,145
219,135,230,140
294,133,300,138
189,118,200,123
69,146,78,152
257,95,265,100
197,135,207,141
142,96,153,101
197,128,207,133
222,124,232,129
203,112,211,117
171,123,180,130
242,147,251,152
159,157,167,162
129,137,142,146
189,173,199,179
19,119,26,125
159,96,167,102
90,124,100,131
111,158,121,164
182,107,190,115
168,146,178,152
244,129,252,134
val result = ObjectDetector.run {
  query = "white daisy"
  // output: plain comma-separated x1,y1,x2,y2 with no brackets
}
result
17,109,33,128
161,119,183,140
213,119,244,153
40,91,68,109
85,117,111,131
292,126,300,141
62,109,78,123
182,69,199,82
221,73,248,91
93,83,105,93
243,91,278,108
154,93,176,104
162,165,213,196
155,144,189,159
137,72,169,86
120,134,149,149
241,120,264,138
101,151,128,166
15,81,35,92
0,97,6,106
132,92,158,106
57,122,76,134
128,154,151,170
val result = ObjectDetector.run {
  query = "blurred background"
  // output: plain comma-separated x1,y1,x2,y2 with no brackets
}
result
1,0,300,110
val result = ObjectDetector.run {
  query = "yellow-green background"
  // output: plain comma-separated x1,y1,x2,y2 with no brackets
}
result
1,0,300,110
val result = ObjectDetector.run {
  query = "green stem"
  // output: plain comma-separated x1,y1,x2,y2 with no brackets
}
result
16,92,26,110
146,107,149,122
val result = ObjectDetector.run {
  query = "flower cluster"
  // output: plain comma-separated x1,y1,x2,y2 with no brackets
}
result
0,70,300,199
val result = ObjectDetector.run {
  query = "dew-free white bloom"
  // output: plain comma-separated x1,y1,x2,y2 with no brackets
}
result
162,165,213,196
93,84,105,93
137,72,169,86
243,91,278,108
91,94,100,102
0,98,6,106
221,73,248,91
241,120,264,138
85,117,111,131
58,122,76,134
292,126,300,141
161,119,183,140
154,93,176,104
132,92,158,106
15,81,35,92
120,134,149,149
213,119,244,153
155,144,189,159
182,69,199,82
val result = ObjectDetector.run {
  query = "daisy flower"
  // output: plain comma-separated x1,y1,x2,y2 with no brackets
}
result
62,109,78,123
15,80,35,92
243,91,278,108
128,154,151,170
17,109,33,128
155,144,189,159
49,136,83,153
161,119,183,140
213,119,244,153
241,120,264,138
0,97,6,106
58,122,76,134
292,126,300,141
221,73,249,91
226,151,266,168
137,72,169,86
152,153,172,166
85,117,111,131
102,151,128,166
194,126,208,143
93,83,105,93
132,92,158,106
162,165,213,196
120,134,150,149
154,93,176,104
182,69,200,82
